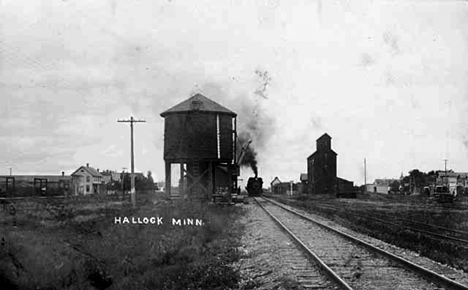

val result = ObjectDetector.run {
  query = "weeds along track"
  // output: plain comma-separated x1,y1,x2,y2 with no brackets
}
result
304,202,468,246
258,197,468,290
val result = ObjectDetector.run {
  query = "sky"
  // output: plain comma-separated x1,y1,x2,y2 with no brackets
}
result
1,0,468,186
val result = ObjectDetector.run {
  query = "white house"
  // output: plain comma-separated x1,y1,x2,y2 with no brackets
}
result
71,163,104,195
366,179,399,194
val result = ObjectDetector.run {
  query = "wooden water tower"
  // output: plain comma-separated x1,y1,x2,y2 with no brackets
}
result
160,94,238,201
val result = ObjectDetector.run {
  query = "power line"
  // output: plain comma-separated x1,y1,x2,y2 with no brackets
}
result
118,116,146,207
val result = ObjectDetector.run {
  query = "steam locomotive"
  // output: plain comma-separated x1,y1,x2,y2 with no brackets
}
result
246,176,263,196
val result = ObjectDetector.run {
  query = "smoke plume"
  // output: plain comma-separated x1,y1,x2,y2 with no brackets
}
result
187,71,276,177
235,96,276,176
237,131,258,176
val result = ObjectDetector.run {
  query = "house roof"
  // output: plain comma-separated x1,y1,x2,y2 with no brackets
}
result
300,173,308,181
101,171,122,180
317,133,332,141
270,177,281,186
438,172,468,178
160,93,237,117
71,165,103,177
437,171,461,178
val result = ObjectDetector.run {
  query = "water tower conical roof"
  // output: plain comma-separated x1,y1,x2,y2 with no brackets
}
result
160,93,237,117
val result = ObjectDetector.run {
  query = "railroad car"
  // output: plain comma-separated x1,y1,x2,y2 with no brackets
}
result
246,176,263,196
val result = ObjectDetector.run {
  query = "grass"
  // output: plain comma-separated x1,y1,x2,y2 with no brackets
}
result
0,193,245,290
270,193,468,272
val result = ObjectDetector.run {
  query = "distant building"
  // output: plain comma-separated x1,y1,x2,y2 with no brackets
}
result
270,177,281,189
71,163,104,195
307,133,354,196
156,181,165,191
366,179,399,194
337,177,354,194
0,172,72,197
307,133,337,195
436,171,468,195
272,181,298,195
299,173,308,194
101,170,122,184
366,184,387,194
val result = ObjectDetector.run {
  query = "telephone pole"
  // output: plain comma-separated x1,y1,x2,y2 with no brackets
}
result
118,116,146,207
443,159,448,186
364,158,367,193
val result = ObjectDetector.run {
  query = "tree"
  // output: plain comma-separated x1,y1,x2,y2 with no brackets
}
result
408,169,425,194
121,172,131,191
147,171,154,185
389,180,400,192
146,171,155,190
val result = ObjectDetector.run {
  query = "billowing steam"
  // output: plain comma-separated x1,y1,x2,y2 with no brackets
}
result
237,131,258,176
184,70,276,177
235,78,276,176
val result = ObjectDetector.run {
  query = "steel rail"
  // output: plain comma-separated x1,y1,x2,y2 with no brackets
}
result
263,196,468,290
283,198,468,245
367,212,468,237
254,197,353,290
310,200,468,236
310,203,468,245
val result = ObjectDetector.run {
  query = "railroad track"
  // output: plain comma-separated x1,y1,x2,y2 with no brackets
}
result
257,197,468,290
275,197,468,245
243,198,340,289
310,205,468,245
317,204,468,245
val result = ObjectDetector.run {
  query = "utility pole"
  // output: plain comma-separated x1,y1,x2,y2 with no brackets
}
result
118,116,146,207
121,167,127,196
9,167,12,176
443,159,448,187
364,158,367,193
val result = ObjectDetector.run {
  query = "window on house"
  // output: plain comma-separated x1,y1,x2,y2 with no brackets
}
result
86,176,90,182
86,185,90,192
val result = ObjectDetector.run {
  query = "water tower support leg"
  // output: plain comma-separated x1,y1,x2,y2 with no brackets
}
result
165,161,171,198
